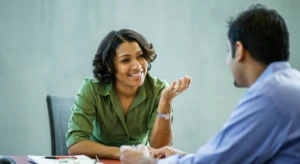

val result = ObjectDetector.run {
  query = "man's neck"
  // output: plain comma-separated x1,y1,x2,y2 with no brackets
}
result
246,61,267,87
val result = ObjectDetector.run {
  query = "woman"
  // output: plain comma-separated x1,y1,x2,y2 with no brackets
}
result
66,29,191,159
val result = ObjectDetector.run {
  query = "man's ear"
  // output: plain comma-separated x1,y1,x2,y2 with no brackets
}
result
234,41,246,62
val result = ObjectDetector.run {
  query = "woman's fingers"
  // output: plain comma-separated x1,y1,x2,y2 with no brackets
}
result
161,76,192,102
187,76,192,88
170,80,177,92
175,76,191,93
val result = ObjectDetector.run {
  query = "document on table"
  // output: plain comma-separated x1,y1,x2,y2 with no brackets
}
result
28,155,102,164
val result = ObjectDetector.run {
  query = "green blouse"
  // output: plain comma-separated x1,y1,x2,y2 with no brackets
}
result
66,74,168,148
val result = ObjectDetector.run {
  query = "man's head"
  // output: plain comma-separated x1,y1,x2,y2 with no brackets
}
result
226,4,290,87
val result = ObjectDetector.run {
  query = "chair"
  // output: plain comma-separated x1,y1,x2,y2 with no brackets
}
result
46,95,74,155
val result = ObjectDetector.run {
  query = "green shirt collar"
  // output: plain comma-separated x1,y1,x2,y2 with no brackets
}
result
93,74,155,136
94,74,154,99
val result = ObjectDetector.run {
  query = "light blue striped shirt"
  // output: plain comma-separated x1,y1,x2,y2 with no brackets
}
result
159,61,300,164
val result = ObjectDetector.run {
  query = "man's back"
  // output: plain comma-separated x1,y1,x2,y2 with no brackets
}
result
237,61,300,163
257,63,300,163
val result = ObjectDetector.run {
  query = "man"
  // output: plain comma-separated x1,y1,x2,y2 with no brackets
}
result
120,4,300,164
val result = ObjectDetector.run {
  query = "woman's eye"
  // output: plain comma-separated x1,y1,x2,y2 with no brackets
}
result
137,54,145,58
121,59,130,63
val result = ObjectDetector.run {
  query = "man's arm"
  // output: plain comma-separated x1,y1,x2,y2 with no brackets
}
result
158,94,284,164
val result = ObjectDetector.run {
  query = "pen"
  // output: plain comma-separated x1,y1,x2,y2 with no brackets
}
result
96,155,100,163
44,156,77,159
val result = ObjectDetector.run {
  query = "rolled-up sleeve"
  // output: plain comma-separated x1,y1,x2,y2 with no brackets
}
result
66,80,97,148
147,80,170,142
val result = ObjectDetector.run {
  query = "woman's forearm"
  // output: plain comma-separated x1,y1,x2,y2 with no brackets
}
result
150,100,173,148
68,140,120,159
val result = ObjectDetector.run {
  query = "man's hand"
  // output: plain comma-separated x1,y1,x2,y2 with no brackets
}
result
150,146,187,159
120,145,158,164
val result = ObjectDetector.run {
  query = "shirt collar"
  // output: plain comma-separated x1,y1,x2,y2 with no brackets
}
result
94,74,154,98
253,61,291,85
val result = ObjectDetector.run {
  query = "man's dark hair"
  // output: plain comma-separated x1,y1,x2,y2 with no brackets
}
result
92,29,157,83
227,4,289,64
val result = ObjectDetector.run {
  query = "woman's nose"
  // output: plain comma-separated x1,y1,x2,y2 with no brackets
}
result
132,61,142,69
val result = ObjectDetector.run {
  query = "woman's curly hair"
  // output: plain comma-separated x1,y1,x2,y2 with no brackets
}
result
92,29,157,83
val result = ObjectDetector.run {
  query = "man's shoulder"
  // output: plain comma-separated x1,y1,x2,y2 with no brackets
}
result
263,68,300,94
249,68,300,112
252,68,299,93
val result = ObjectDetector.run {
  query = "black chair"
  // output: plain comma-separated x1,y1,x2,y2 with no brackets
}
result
46,95,74,155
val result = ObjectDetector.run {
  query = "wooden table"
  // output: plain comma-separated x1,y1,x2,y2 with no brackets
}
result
4,156,120,164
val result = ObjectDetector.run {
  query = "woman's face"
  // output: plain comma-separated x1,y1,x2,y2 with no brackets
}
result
113,41,148,89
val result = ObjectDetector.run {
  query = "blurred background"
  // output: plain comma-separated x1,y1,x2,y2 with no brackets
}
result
1,0,300,155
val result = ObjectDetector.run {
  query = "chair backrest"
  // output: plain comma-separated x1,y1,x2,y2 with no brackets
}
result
46,95,74,155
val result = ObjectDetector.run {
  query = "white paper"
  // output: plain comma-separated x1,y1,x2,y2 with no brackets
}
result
27,155,97,164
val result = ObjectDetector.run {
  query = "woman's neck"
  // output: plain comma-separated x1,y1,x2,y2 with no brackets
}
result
115,84,139,98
